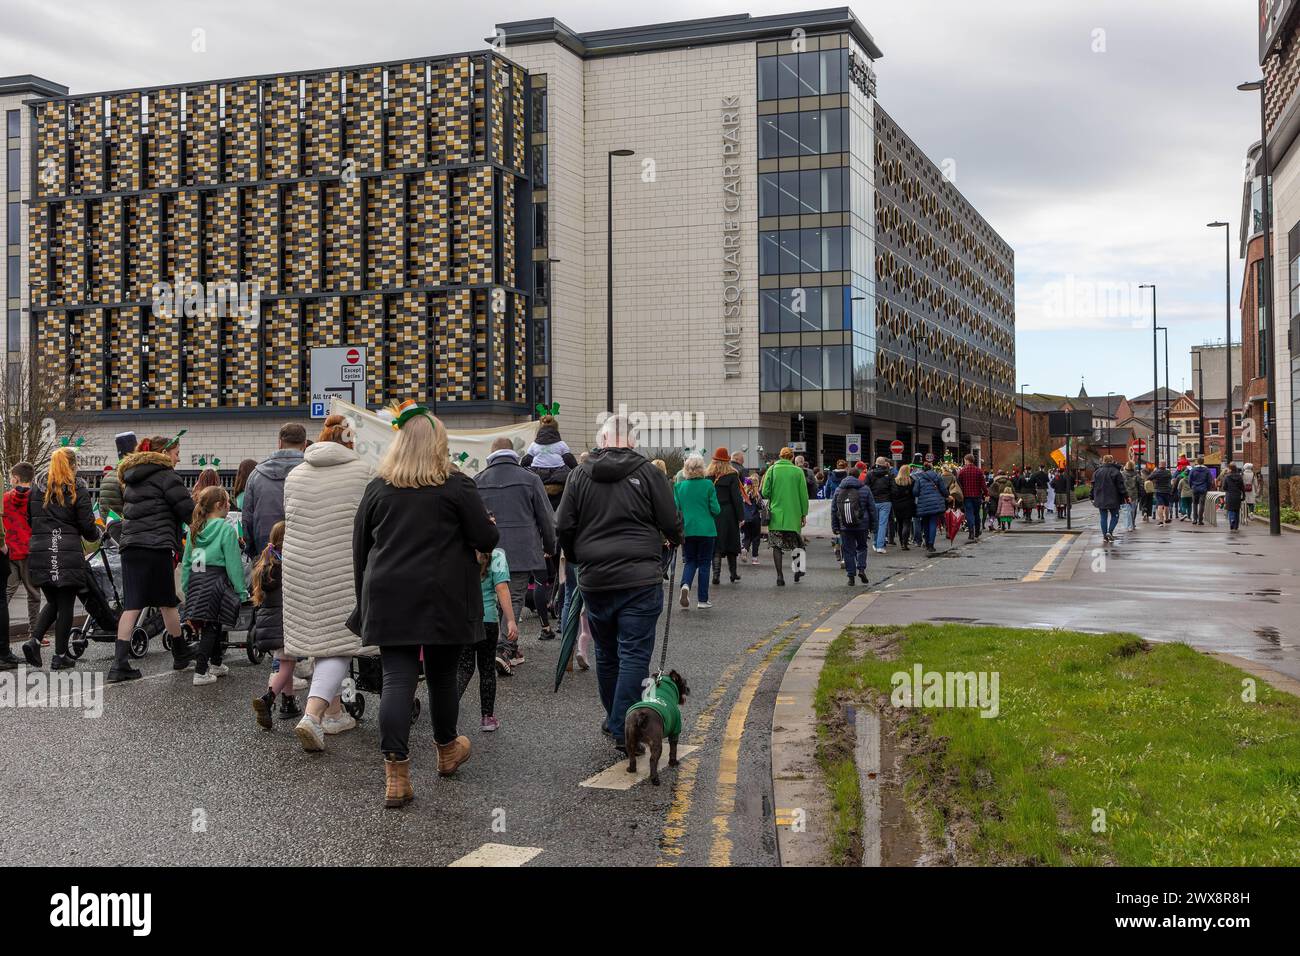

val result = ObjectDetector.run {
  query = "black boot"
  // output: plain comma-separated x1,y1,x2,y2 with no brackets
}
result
170,630,196,670
21,638,41,668
773,550,785,586
279,694,302,719
0,647,20,670
106,639,142,683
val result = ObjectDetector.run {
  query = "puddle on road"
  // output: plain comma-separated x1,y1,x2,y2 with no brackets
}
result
1255,626,1282,646
928,616,979,624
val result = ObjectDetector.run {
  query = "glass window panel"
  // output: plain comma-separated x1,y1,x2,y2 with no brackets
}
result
824,227,847,272
822,109,845,153
798,52,822,96
532,203,547,248
779,288,798,332
799,287,822,331
825,286,845,330
799,229,822,272
531,144,547,186
6,254,18,291
760,290,782,333
7,148,18,187
779,346,801,391
800,346,823,389
761,348,782,391
799,169,821,213
760,173,779,217
7,308,20,345
760,231,782,275
530,88,547,132
6,111,18,139
822,49,846,94
779,170,801,215
778,113,800,157
777,54,801,99
825,167,846,212
800,111,820,155
758,58,779,101
6,202,18,242
824,345,849,390
759,115,780,159
780,230,802,273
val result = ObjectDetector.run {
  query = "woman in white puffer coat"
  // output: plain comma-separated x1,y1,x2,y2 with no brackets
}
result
283,415,376,752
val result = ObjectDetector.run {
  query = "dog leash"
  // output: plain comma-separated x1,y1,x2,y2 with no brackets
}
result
654,546,678,679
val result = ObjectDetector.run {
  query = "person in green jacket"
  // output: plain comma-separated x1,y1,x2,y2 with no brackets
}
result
182,485,250,685
673,455,720,609
760,447,810,586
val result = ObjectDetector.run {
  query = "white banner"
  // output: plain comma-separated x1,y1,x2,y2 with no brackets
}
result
330,398,541,479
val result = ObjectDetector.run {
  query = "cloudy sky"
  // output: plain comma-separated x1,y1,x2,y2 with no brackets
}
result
3,0,1263,402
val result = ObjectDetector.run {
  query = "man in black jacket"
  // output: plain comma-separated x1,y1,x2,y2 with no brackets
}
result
865,458,895,553
243,423,306,557
555,414,682,754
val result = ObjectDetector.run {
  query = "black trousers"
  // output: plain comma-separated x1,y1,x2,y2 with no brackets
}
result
457,622,498,719
380,643,462,757
39,586,77,657
1192,491,1207,523
193,621,224,675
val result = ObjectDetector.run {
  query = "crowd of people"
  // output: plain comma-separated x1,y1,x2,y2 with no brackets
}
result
1090,454,1252,539
0,412,1261,805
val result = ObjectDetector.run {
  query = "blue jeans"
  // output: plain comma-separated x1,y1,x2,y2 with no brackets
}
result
962,497,982,537
583,583,664,745
1228,510,1240,530
921,513,939,548
1099,508,1119,536
874,501,893,550
680,536,715,602
840,528,868,577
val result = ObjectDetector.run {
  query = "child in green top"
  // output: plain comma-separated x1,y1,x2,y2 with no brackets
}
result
673,456,720,609
457,547,514,731
183,485,250,685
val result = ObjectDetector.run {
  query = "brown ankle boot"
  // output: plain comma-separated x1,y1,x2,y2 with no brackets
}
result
436,735,471,776
384,756,414,808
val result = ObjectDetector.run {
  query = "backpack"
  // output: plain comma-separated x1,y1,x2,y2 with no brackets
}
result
838,488,864,528
1144,478,1155,494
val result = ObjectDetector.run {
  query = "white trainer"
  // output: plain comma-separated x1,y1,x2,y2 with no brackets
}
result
192,671,218,686
322,712,357,735
209,663,230,677
679,585,690,609
295,715,326,752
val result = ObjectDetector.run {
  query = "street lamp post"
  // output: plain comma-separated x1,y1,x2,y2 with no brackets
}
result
1208,221,1233,466
1139,283,1157,462
606,148,634,415
1019,383,1029,472
1239,79,1281,535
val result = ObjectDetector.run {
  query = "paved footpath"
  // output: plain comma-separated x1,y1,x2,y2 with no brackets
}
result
859,504,1300,683
1,521,1074,867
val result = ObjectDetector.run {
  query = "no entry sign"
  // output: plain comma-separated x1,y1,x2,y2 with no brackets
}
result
1131,438,1147,456
310,345,367,419
890,439,903,462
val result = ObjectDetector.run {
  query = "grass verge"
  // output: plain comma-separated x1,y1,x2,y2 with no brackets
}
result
816,623,1300,865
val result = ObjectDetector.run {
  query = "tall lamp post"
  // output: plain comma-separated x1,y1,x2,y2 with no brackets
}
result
1239,79,1281,535
1208,220,1233,466
1139,283,1158,462
1019,383,1029,471
606,148,635,414
1192,350,1205,457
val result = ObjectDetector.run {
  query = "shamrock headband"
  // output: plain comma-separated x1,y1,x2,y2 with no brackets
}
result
535,402,560,418
197,455,221,470
58,436,86,449
162,429,187,450
390,399,435,431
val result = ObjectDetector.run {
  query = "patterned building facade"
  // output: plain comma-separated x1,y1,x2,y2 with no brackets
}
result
27,53,535,438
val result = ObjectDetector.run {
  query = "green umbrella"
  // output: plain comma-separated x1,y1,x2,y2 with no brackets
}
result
553,568,585,692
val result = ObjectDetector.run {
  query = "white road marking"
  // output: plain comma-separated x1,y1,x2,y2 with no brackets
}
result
447,844,543,867
581,745,700,790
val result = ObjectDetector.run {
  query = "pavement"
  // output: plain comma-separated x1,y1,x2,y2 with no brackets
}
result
858,502,1300,684
0,518,1083,867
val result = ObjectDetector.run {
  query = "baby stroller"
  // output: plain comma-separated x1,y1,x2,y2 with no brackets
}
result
342,654,421,723
67,522,163,660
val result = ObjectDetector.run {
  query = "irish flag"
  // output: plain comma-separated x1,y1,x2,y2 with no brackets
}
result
1049,445,1068,469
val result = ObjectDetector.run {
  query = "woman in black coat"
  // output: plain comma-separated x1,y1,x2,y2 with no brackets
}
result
1222,463,1247,531
108,436,196,682
890,466,917,550
352,406,498,806
708,450,744,585
23,448,99,669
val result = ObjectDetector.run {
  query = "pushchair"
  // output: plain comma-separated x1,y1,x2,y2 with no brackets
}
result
342,654,421,723
67,523,165,660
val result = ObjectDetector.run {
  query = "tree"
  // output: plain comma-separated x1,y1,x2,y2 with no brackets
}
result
0,357,90,479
